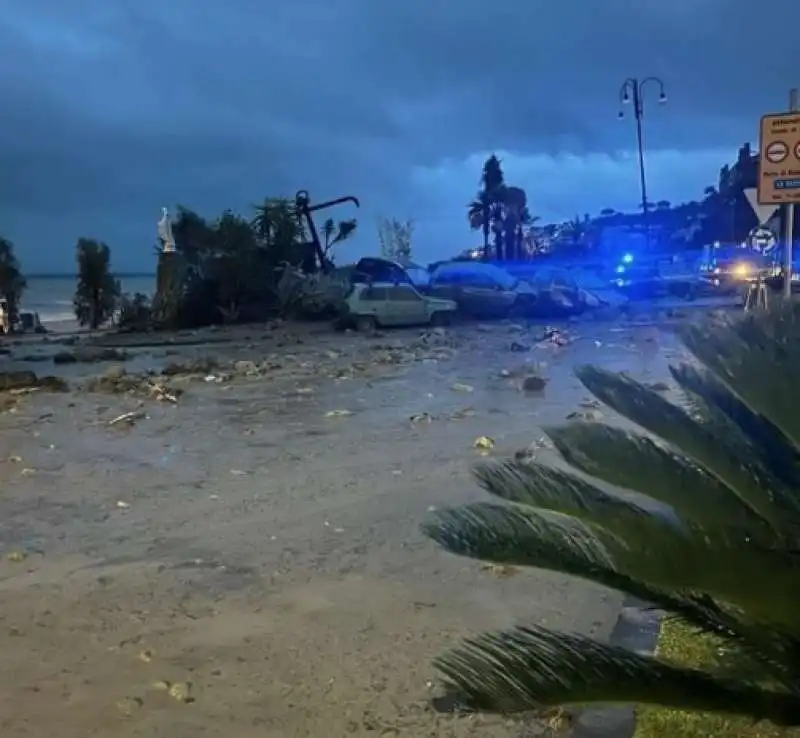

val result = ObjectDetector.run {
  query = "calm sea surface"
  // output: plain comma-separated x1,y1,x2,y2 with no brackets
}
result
23,274,156,322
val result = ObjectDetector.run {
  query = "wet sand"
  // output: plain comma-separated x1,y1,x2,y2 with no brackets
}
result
0,317,689,737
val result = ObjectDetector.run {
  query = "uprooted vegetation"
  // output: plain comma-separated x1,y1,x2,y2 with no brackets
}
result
133,198,359,332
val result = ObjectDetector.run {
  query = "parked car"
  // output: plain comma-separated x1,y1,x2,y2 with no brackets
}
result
428,262,537,318
352,256,432,287
338,282,457,332
700,252,766,293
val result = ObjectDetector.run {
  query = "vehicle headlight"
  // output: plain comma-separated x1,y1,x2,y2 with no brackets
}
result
732,263,751,277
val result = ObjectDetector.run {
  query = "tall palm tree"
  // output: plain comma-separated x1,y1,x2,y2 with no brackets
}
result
424,305,800,726
467,155,507,260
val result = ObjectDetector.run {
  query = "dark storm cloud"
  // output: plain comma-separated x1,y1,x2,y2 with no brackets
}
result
1,0,799,270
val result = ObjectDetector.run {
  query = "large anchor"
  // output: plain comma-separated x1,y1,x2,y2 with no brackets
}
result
294,190,360,273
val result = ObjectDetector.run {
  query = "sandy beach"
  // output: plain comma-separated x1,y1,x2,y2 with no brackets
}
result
0,315,688,737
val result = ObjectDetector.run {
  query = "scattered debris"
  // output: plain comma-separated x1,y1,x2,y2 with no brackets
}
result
447,406,475,420
138,649,154,663
116,696,144,716
167,682,194,703
450,382,474,393
539,327,571,346
474,436,495,451
521,375,547,393
6,550,27,563
0,370,68,393
232,359,259,376
116,500,131,509
481,563,519,578
108,410,146,427
566,409,604,421
53,347,129,365
162,357,219,376
324,409,353,417
410,412,434,424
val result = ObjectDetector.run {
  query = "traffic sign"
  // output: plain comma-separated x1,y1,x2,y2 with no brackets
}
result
758,111,800,204
743,187,780,225
766,141,789,163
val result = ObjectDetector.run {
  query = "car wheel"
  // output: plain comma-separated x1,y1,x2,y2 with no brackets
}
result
430,311,451,327
356,315,378,334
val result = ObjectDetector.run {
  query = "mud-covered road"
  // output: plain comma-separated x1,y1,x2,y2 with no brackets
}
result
0,318,689,737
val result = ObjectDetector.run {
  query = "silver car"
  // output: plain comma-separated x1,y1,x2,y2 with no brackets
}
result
429,262,537,318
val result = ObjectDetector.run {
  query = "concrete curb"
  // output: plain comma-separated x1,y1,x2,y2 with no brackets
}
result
570,597,663,738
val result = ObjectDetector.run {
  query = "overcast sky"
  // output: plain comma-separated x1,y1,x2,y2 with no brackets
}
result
2,0,798,272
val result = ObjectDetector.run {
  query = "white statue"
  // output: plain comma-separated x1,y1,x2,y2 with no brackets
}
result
158,207,176,253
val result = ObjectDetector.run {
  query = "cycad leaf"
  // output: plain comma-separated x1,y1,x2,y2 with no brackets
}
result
434,624,792,720
472,459,651,527
669,362,800,510
676,316,800,451
425,503,798,626
544,422,764,531
424,501,618,570
575,365,779,528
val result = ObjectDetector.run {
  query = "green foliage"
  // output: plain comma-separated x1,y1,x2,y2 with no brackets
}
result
468,156,534,261
423,305,800,726
73,238,120,329
149,195,351,329
117,292,152,332
0,236,27,317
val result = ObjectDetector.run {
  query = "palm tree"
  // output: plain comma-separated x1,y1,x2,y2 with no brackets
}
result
424,305,800,726
320,218,357,263
0,236,26,320
501,186,528,261
467,155,507,260
468,191,492,259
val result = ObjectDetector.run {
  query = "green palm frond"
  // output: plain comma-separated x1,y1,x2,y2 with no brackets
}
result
677,314,800,449
434,625,800,723
670,360,800,503
544,422,767,531
472,459,651,528
423,305,800,724
575,365,781,528
427,498,797,626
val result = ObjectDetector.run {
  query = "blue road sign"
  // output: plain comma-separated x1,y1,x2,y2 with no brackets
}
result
775,178,800,190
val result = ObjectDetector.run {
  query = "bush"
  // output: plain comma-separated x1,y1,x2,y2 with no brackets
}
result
117,292,152,332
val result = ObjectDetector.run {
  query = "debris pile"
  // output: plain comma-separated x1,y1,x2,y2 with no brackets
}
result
85,366,181,403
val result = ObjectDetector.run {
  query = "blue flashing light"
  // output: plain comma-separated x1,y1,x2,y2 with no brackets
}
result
621,253,634,264
615,265,626,274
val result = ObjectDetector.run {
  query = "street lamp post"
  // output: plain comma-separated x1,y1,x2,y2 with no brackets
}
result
618,77,667,249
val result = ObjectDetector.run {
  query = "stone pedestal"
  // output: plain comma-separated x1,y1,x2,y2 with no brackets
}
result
151,251,185,329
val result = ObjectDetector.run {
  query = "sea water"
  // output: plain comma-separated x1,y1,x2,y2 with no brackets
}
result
23,274,156,323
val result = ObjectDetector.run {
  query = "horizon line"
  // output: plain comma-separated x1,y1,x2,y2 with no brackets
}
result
24,272,156,279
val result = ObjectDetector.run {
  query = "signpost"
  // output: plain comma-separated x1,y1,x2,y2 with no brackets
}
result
743,187,779,226
758,89,800,297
